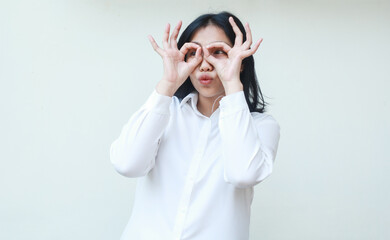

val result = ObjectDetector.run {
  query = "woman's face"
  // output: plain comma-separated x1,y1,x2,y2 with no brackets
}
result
186,25,232,102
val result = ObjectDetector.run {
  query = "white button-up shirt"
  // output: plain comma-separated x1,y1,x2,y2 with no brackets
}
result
110,90,280,240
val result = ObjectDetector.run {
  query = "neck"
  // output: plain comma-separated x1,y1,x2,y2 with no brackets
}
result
197,94,224,117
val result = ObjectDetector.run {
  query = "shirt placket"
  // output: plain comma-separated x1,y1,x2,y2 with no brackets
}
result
172,118,211,240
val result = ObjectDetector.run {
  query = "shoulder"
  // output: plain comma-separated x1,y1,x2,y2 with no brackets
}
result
251,112,280,130
251,112,277,121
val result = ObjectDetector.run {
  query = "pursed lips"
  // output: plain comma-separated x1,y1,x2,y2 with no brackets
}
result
198,74,213,85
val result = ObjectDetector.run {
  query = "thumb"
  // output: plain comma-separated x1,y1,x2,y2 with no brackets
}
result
203,47,218,66
187,47,202,69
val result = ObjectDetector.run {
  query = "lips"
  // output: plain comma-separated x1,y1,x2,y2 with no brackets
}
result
199,74,213,85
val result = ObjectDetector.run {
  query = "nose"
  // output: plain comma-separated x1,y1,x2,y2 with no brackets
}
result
199,52,213,72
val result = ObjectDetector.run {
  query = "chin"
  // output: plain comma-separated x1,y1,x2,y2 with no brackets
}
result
197,90,225,99
191,81,225,98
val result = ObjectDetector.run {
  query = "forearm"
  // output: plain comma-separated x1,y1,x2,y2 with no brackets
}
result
110,91,172,177
219,91,280,188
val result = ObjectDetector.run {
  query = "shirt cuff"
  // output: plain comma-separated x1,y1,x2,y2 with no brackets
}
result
143,90,172,115
219,91,248,117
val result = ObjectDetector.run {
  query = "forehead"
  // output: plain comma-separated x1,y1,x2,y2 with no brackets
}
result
190,25,232,46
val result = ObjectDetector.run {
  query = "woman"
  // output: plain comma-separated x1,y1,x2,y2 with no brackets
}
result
111,11,280,240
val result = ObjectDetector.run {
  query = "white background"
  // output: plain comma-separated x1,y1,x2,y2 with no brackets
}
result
1,0,389,239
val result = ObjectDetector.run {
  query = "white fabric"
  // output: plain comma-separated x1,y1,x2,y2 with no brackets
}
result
110,90,280,240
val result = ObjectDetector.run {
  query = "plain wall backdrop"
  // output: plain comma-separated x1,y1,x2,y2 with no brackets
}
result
1,0,389,239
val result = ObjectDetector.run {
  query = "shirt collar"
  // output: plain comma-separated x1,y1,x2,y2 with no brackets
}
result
179,92,223,119
179,92,198,110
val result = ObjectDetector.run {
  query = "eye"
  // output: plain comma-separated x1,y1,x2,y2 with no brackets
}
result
214,50,226,55
212,49,227,58
186,50,196,58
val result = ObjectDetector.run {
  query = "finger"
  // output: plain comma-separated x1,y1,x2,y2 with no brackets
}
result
187,47,203,68
242,22,253,50
148,35,164,56
179,42,202,55
206,42,232,54
170,21,182,48
229,16,243,46
242,38,263,58
203,46,218,66
162,23,170,49
195,46,202,59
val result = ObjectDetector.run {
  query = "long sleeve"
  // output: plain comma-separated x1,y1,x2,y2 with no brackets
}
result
219,91,280,188
110,91,172,177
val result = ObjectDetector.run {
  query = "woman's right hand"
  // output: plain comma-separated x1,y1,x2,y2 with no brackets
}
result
148,21,202,97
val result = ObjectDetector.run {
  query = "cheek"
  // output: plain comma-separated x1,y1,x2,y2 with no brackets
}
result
189,72,197,81
189,75,197,86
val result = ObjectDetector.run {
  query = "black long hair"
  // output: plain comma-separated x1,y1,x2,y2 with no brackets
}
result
175,11,266,113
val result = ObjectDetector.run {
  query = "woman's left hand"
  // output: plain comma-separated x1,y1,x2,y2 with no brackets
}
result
203,17,263,95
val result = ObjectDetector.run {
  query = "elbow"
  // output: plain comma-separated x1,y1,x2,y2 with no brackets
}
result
224,160,273,188
224,174,252,189
111,160,148,178
110,142,154,178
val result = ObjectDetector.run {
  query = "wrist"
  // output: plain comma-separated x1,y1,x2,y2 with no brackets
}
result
223,80,243,95
156,80,177,97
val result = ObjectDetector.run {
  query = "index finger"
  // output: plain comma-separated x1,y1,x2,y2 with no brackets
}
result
205,42,232,53
180,42,202,56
